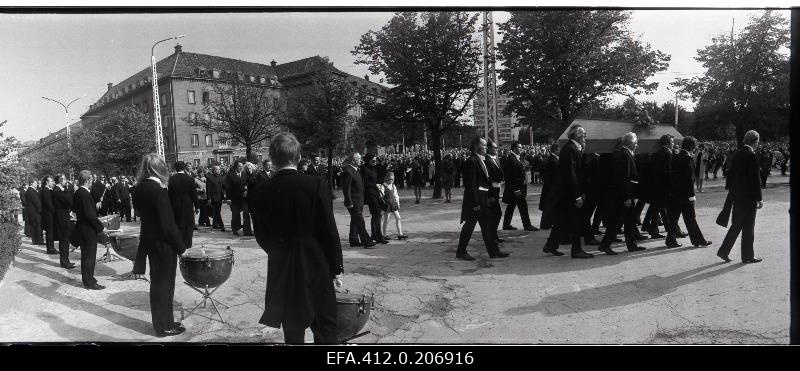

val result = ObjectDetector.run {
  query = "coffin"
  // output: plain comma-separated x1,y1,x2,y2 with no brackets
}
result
557,119,683,154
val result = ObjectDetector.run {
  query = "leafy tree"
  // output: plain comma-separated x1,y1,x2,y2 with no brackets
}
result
284,60,359,189
189,81,283,162
0,120,24,222
93,106,156,174
353,12,483,198
497,10,670,136
676,10,789,145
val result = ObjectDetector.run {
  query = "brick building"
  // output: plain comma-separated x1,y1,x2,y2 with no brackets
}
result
21,45,389,172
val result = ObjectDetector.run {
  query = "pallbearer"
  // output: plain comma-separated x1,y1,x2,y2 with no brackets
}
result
52,174,75,269
71,170,105,290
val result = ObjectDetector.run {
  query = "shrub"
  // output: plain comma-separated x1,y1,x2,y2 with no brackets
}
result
0,222,20,282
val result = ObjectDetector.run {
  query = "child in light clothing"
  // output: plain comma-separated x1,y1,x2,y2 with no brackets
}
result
378,172,407,240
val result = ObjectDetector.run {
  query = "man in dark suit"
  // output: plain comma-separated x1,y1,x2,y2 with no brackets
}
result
20,185,29,238
456,137,507,260
669,136,712,248
361,153,387,244
597,133,646,255
71,170,105,290
206,165,226,231
342,152,375,248
52,174,75,269
90,175,105,214
539,144,559,229
648,135,682,248
503,141,537,231
116,176,132,222
250,132,343,344
40,176,58,254
717,130,763,264
25,180,44,245
484,140,506,244
226,161,252,236
168,161,199,249
542,125,594,259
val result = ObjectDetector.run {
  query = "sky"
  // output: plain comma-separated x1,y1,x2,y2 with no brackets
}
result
0,9,789,143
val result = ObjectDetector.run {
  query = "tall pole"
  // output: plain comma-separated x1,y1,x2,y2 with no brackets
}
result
482,11,499,145
151,35,186,160
42,96,81,151
666,86,681,127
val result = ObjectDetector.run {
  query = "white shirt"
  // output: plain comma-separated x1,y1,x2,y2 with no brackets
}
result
744,144,755,153
277,165,297,171
570,139,583,152
81,185,91,193
147,176,165,188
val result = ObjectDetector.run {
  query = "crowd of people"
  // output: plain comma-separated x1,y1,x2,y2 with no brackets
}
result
11,129,786,343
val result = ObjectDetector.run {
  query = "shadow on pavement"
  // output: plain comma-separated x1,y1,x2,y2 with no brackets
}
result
106,290,150,311
17,280,155,337
503,263,744,316
35,312,129,342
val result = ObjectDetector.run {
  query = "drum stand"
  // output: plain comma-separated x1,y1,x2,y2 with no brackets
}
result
181,283,229,323
97,230,124,263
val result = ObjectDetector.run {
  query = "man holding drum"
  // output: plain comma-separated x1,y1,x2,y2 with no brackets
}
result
250,132,344,344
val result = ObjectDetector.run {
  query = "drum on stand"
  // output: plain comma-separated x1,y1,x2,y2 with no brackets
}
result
336,292,374,343
179,246,234,323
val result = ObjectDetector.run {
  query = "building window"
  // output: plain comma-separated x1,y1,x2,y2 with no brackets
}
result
205,134,212,147
202,91,210,104
220,156,230,167
208,158,215,166
188,91,196,104
160,94,167,107
193,159,201,168
212,70,220,79
191,134,199,147
256,155,262,163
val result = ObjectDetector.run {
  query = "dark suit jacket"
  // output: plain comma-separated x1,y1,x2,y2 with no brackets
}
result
360,164,380,202
606,148,638,201
460,153,491,223
25,187,41,219
250,169,343,329
115,183,131,201
551,141,583,208
226,171,249,205
91,181,105,203
341,165,365,208
539,153,558,212
168,172,199,228
502,153,526,203
484,155,504,198
729,146,762,202
649,146,673,204
40,187,54,226
132,179,185,257
670,150,696,201
71,187,103,241
205,173,225,202
52,186,72,238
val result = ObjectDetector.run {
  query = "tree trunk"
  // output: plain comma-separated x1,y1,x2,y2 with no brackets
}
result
327,145,335,192
245,145,253,162
430,121,443,199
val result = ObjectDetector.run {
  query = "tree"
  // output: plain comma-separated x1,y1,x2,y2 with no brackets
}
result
93,106,156,174
189,81,283,162
353,12,483,198
497,11,670,136
0,120,24,222
676,10,789,145
284,60,359,189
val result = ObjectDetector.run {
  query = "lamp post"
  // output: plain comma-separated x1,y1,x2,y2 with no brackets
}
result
666,86,681,127
42,95,82,151
151,34,186,159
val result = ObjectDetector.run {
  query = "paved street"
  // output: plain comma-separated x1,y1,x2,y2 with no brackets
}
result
0,175,790,344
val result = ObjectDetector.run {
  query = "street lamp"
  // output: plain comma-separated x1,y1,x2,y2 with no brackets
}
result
666,86,682,127
151,34,186,159
42,95,82,151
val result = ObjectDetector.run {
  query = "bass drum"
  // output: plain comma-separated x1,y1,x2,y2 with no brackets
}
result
336,293,374,343
110,234,140,261
179,247,234,289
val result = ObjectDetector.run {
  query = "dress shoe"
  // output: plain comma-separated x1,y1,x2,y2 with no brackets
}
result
62,263,76,269
628,246,646,252
46,250,59,255
542,247,564,256
456,253,476,261
502,225,518,231
585,239,600,246
634,234,649,241
717,252,731,263
650,233,665,239
665,242,682,249
524,225,539,231
85,283,106,290
676,231,688,238
379,239,390,244
232,230,240,236
397,235,409,240
571,251,594,259
384,236,393,240
489,251,509,258
693,240,713,248
599,248,618,255
173,322,186,331
156,327,186,337
742,258,763,264
363,242,376,249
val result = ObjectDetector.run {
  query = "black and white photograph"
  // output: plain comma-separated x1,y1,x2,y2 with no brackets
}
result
0,2,793,347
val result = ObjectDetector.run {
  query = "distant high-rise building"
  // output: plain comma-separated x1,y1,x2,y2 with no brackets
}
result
473,89,517,146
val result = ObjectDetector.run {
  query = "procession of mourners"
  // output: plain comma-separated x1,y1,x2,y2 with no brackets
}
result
14,124,785,342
